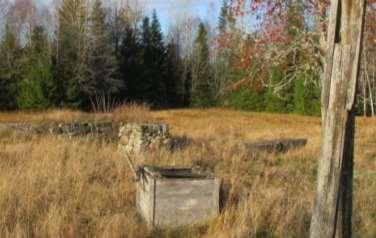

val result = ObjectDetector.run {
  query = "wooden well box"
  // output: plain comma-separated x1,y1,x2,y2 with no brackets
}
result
136,166,220,227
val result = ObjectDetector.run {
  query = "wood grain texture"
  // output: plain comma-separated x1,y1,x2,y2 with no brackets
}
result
137,173,220,228
310,1,366,238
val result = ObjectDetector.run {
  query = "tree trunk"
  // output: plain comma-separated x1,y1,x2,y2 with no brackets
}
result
310,1,366,238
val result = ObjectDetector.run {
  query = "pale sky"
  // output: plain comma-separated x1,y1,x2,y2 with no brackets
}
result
34,0,222,33
142,0,220,31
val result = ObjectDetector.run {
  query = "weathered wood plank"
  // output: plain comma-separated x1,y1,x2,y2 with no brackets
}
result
239,138,307,154
310,1,366,238
321,0,340,120
136,166,220,228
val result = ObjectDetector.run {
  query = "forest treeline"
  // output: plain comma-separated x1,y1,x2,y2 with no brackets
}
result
0,0,375,115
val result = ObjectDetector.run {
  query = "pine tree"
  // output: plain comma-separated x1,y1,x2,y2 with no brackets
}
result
0,25,21,110
218,0,228,35
150,11,164,56
134,13,168,107
141,16,151,49
139,16,154,103
165,41,184,107
149,11,167,106
88,0,123,106
17,26,56,110
118,25,144,102
191,22,213,107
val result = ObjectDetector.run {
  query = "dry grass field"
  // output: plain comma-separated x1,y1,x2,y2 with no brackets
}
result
0,106,375,238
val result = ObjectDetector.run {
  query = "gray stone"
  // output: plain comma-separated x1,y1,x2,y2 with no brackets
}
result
118,123,171,153
49,122,117,140
0,122,33,132
136,166,220,227
0,122,119,140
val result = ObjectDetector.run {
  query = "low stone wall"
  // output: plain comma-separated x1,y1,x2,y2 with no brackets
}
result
1,121,202,154
118,123,172,153
0,122,119,140
49,122,117,139
1,121,194,152
0,122,34,132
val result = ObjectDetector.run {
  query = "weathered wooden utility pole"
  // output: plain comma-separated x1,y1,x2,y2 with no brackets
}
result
310,1,366,238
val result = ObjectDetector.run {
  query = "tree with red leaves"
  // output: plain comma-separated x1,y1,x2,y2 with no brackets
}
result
221,0,324,114
224,0,375,115
230,1,371,237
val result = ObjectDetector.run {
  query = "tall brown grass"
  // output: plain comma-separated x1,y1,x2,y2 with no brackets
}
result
0,107,375,237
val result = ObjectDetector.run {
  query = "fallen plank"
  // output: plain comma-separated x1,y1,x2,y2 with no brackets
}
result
239,138,308,154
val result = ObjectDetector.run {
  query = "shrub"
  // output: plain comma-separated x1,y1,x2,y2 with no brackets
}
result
224,88,265,111
293,73,321,116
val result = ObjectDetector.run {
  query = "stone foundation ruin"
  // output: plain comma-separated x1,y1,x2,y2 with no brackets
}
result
1,121,192,152
49,122,117,139
118,123,172,154
0,122,119,140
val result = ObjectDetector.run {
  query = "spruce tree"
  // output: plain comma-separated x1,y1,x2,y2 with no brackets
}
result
118,25,144,102
218,0,229,35
88,0,123,106
139,16,154,103
149,11,167,106
0,25,21,110
150,11,164,56
17,26,56,110
165,42,184,107
191,22,213,107
136,13,168,107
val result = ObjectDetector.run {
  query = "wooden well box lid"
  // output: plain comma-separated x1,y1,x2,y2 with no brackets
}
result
136,166,220,227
